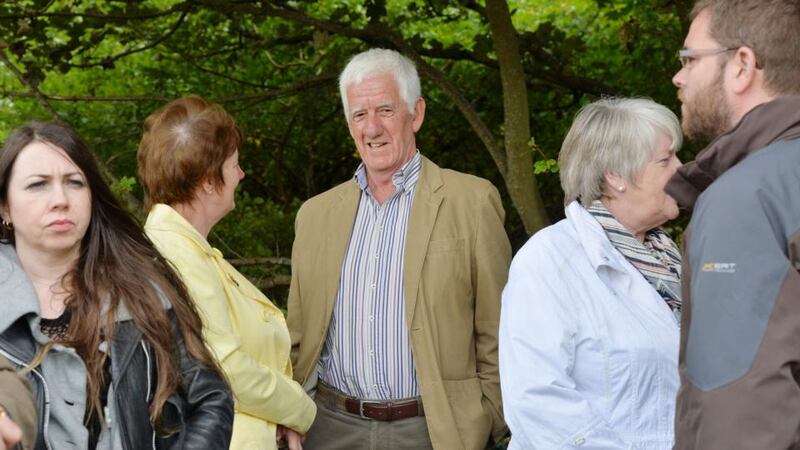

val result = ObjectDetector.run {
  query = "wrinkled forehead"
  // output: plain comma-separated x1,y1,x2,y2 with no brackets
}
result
345,73,402,109
348,72,400,95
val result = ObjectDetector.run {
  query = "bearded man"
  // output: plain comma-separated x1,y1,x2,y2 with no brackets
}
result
667,0,800,448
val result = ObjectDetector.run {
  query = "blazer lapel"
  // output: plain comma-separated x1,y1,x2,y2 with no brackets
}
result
324,182,361,322
403,157,443,327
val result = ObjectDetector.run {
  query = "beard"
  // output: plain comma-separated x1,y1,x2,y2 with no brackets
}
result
679,68,733,143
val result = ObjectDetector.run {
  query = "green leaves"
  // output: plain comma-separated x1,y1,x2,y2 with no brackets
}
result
0,0,692,268
533,158,559,175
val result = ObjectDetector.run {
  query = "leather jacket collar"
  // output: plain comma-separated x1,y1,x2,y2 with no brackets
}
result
666,96,800,210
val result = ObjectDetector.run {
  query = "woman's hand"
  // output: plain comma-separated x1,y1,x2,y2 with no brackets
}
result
284,428,305,450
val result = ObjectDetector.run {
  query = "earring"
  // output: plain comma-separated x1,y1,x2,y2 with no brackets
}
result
617,185,625,192
1,219,11,230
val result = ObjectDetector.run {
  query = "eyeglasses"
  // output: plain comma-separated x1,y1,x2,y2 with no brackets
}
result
677,47,738,68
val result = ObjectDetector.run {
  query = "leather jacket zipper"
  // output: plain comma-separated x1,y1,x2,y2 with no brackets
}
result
141,341,157,450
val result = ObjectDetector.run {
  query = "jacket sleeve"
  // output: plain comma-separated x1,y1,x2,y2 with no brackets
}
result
674,179,800,449
472,185,512,442
286,205,306,377
170,311,234,450
0,355,37,450
158,236,316,433
499,243,631,449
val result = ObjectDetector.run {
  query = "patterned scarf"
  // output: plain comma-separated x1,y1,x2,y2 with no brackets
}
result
587,200,682,316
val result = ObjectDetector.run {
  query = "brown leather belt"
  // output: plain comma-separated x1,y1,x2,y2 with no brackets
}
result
315,381,425,422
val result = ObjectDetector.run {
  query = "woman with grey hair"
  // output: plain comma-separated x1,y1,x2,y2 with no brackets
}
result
499,97,683,449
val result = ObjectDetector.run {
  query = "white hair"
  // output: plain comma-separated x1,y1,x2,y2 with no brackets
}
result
339,48,421,120
558,97,683,206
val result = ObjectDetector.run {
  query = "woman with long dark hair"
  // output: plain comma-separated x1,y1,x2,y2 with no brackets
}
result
0,121,233,449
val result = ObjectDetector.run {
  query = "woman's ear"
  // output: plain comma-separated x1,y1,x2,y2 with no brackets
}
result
0,204,10,224
604,172,627,196
200,179,217,196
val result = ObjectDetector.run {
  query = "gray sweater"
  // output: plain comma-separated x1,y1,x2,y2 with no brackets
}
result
0,243,121,450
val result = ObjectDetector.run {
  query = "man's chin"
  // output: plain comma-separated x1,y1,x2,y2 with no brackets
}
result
682,114,716,143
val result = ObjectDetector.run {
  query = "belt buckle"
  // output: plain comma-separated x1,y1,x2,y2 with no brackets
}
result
359,400,389,420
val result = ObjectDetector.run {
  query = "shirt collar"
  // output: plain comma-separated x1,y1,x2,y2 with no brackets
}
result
354,151,422,195
145,203,218,256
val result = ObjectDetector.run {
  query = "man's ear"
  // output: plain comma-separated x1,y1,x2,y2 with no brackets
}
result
728,46,760,95
412,97,426,133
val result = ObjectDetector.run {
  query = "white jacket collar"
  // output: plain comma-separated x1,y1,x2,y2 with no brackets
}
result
565,201,629,277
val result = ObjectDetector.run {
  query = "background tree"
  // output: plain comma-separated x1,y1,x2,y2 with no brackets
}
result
0,0,695,303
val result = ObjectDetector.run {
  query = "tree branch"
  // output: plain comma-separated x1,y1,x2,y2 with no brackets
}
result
0,3,189,21
228,257,291,266
161,41,268,89
212,73,336,103
0,74,336,104
1,92,171,102
0,51,66,123
69,8,190,69
400,45,508,175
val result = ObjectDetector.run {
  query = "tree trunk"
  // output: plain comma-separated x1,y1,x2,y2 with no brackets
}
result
484,0,549,235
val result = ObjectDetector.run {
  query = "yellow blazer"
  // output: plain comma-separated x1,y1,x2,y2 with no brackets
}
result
287,157,511,450
146,204,316,450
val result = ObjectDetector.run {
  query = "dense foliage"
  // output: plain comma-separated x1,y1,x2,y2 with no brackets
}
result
0,0,697,304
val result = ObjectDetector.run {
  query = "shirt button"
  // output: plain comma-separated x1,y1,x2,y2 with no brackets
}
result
371,283,376,289
369,316,374,322
573,437,585,446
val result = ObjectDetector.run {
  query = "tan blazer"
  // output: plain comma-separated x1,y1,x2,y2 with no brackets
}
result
0,354,37,450
287,156,511,450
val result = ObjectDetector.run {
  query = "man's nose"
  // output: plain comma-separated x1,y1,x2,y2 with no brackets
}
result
364,113,383,137
672,67,686,89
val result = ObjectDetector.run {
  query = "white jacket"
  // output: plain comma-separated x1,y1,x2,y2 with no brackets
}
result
500,201,679,449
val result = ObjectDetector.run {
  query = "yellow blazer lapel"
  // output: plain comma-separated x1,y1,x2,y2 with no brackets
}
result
324,182,361,323
403,157,444,327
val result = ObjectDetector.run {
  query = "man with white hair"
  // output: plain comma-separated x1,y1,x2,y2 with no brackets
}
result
667,0,800,447
287,48,510,449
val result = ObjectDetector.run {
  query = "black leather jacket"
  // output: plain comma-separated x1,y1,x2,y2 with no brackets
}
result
0,311,233,450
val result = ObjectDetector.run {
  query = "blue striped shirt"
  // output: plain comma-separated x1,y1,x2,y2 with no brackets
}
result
318,152,422,400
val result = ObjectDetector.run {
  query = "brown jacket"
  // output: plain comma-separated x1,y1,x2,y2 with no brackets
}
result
666,97,800,449
0,354,36,450
287,156,511,449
